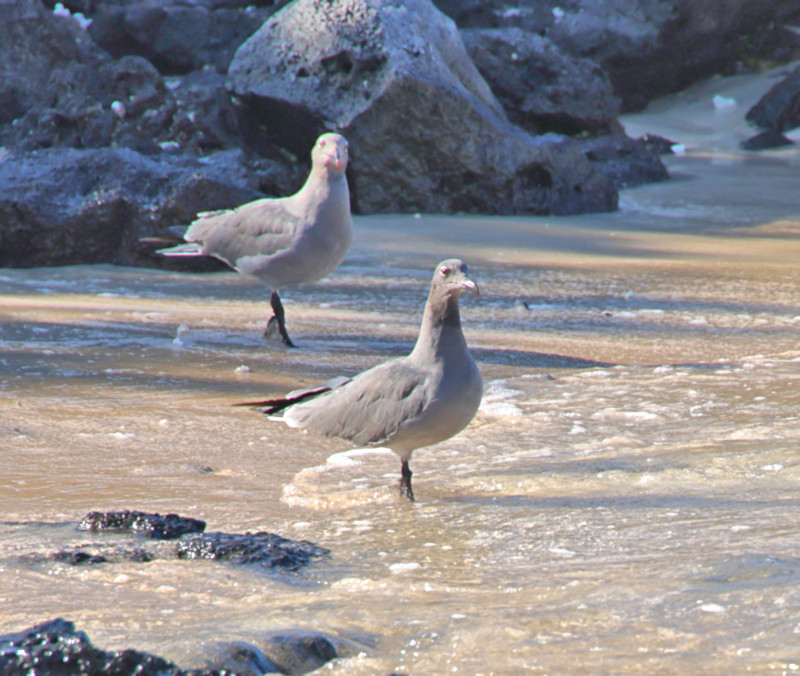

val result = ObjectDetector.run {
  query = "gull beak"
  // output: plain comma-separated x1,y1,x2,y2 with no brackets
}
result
460,275,480,296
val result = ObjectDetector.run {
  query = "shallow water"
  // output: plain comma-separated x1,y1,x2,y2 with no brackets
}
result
2,69,800,673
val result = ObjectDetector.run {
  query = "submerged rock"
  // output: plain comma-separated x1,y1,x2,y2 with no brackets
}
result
227,0,617,216
201,631,340,675
0,618,219,676
176,532,330,570
22,545,155,567
77,510,207,540
258,631,339,675
13,513,327,575
48,549,110,566
201,640,280,676
740,128,795,150
0,620,342,676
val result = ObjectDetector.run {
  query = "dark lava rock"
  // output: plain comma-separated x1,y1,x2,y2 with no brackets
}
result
745,65,800,133
1,2,284,161
461,27,622,137
1,51,244,157
0,619,341,676
77,510,207,540
227,0,617,216
0,0,104,126
18,516,328,574
202,631,339,675
85,0,281,75
0,618,224,676
458,27,667,194
258,631,339,675
175,532,329,571
434,0,800,112
202,640,280,676
168,69,254,156
0,146,268,268
740,129,795,151
580,134,670,190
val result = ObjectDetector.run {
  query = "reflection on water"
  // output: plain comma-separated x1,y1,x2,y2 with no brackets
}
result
2,69,800,673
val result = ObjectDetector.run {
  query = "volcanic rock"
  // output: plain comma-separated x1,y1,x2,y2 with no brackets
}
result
227,0,617,215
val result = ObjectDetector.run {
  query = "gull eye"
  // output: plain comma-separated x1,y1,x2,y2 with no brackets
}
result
439,266,450,277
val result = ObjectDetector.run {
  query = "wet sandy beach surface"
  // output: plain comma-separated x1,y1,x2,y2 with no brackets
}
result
1,67,800,673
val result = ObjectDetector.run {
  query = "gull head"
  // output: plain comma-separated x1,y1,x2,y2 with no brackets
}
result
433,259,479,297
312,133,349,176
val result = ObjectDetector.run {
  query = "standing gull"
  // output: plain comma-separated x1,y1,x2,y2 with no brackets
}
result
157,133,353,347
237,259,483,500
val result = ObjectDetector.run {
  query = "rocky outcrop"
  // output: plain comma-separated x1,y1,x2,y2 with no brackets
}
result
0,0,301,268
0,147,273,268
84,0,281,75
227,0,617,215
0,0,104,126
1,53,246,157
0,4,265,161
456,24,667,190
434,0,800,111
460,27,621,137
580,134,669,190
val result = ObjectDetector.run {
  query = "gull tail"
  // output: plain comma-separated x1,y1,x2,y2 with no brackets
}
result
233,387,333,414
233,376,351,414
156,242,204,257
140,225,191,249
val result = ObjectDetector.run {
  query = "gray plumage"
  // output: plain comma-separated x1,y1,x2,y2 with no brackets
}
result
158,133,353,347
238,259,483,500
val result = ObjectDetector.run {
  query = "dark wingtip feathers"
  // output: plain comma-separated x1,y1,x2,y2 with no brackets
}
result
232,383,338,414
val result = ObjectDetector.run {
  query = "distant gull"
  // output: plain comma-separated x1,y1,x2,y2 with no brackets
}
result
157,133,353,347
236,259,484,500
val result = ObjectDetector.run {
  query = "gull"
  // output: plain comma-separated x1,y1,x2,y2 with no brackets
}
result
158,133,352,347
237,259,483,500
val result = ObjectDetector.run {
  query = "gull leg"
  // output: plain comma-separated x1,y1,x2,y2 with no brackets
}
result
399,459,415,502
265,291,296,348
